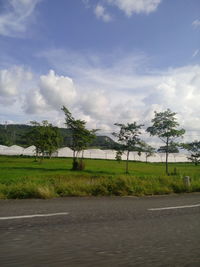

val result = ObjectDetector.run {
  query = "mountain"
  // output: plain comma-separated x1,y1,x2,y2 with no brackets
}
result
0,124,117,149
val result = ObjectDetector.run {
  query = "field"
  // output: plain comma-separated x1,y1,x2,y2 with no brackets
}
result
0,156,199,199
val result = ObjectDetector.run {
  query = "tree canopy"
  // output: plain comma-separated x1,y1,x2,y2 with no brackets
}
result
146,109,185,174
61,106,97,170
112,122,144,173
27,120,62,160
141,142,155,163
181,140,200,165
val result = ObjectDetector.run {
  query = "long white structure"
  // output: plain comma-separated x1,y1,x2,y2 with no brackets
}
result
57,147,73,157
0,145,190,162
0,145,24,155
23,146,37,156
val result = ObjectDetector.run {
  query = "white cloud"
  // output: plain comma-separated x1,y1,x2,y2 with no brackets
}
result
0,66,32,100
24,70,77,114
0,66,33,123
38,50,200,139
143,65,200,133
106,0,162,16
24,88,47,114
0,0,41,37
86,0,162,20
0,56,200,143
94,4,112,22
39,70,77,109
192,19,200,28
192,49,199,58
81,90,111,120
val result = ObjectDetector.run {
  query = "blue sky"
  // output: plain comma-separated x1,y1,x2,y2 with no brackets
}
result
0,0,200,142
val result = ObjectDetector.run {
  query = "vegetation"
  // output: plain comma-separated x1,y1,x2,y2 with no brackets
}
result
0,156,199,199
142,143,155,163
61,106,97,170
1,108,199,200
27,120,62,160
0,124,31,146
157,144,179,153
181,141,200,166
147,109,185,175
112,122,144,174
0,124,116,149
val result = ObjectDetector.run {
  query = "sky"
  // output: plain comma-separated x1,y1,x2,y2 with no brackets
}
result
0,0,200,144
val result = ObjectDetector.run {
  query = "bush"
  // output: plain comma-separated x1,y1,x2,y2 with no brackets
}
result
36,186,57,199
5,184,38,199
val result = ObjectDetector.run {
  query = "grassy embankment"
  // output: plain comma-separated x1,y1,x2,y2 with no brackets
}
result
0,156,199,199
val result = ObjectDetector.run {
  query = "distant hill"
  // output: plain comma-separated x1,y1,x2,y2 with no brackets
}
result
0,124,117,149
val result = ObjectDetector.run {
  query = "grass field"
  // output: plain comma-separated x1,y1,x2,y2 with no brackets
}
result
0,156,199,199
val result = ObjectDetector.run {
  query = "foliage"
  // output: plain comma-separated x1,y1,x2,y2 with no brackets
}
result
115,150,123,163
181,140,200,165
157,143,179,153
0,124,19,146
27,120,62,160
0,124,116,149
61,106,97,170
112,122,144,173
146,109,185,174
0,156,199,199
141,142,155,163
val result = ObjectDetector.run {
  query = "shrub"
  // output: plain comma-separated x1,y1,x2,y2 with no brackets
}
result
5,184,38,199
36,186,57,199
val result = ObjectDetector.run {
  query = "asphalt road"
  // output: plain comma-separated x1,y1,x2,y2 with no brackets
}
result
0,194,200,267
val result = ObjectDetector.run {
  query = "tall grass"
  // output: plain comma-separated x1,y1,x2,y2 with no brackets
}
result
0,156,199,199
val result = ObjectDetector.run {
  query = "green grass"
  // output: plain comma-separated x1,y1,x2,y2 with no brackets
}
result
0,155,199,199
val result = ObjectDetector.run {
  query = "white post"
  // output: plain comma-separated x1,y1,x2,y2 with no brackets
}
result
183,176,191,187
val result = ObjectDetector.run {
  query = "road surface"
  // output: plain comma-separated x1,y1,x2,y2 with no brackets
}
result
0,193,200,266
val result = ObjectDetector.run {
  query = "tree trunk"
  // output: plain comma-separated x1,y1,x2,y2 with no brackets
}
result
35,148,39,162
72,150,76,163
166,138,169,175
72,150,76,170
126,151,129,174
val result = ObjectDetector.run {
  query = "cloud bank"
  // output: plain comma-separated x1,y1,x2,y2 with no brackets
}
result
24,70,77,114
0,52,200,143
0,66,32,104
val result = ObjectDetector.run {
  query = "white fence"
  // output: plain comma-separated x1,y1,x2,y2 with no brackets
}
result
0,145,190,162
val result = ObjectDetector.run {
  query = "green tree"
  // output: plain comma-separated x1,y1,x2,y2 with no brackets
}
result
27,121,62,161
157,143,179,153
141,143,155,163
181,140,200,166
61,106,97,170
0,126,15,146
115,150,123,163
146,109,185,175
112,122,143,174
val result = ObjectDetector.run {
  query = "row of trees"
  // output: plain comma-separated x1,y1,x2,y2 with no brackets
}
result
27,107,200,174
112,109,186,174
